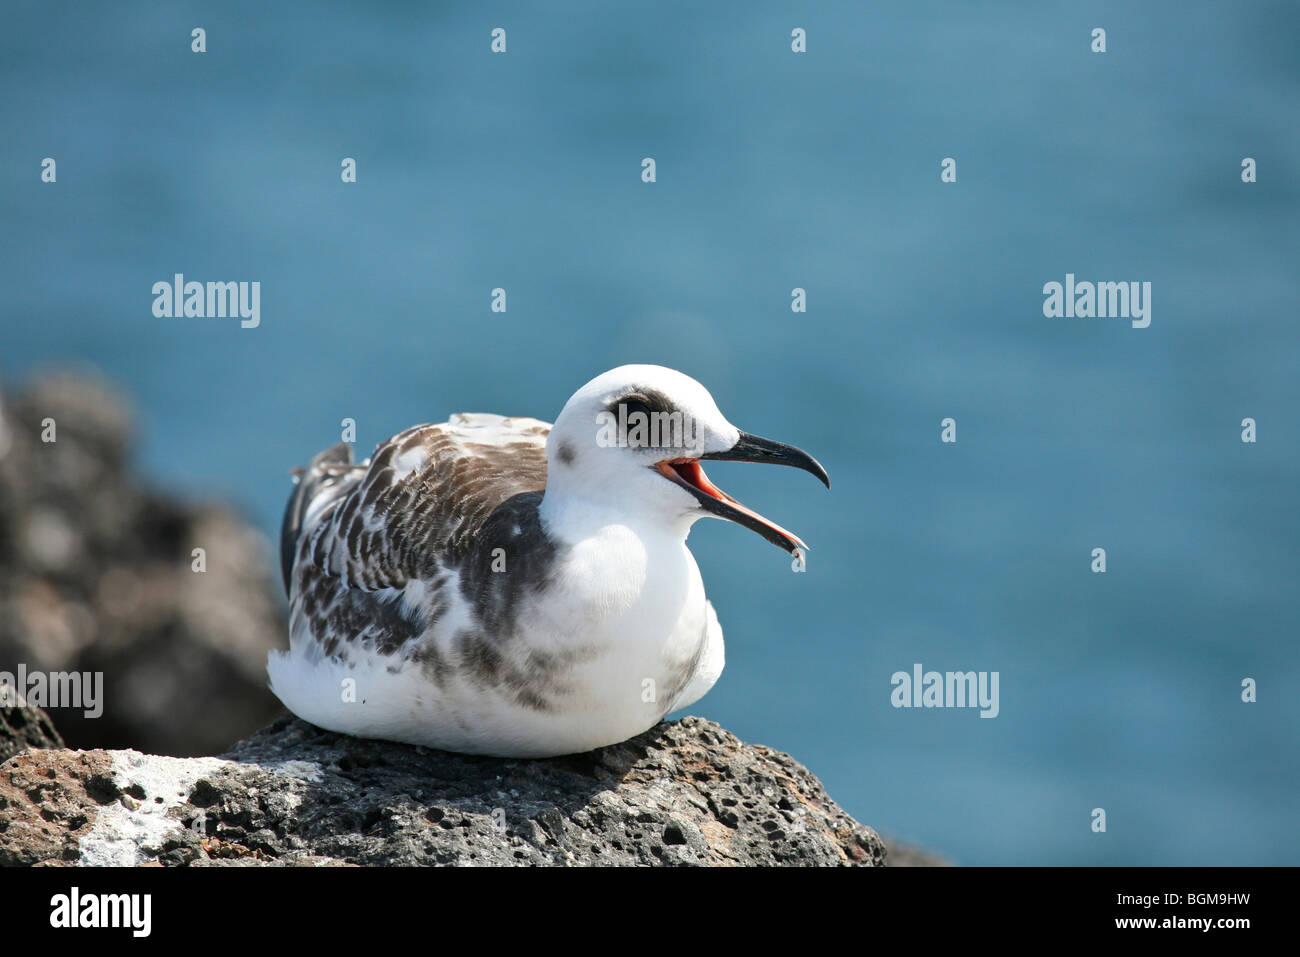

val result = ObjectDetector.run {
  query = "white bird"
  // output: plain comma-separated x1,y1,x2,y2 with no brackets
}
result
268,365,829,757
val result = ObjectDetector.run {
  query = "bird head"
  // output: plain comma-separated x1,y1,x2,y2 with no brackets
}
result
545,365,829,554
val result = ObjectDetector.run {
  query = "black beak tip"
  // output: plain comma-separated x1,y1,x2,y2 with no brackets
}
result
704,430,831,489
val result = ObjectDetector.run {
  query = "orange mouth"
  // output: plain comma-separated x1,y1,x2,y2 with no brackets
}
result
655,458,807,552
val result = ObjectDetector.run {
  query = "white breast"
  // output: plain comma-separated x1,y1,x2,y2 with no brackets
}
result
268,522,722,757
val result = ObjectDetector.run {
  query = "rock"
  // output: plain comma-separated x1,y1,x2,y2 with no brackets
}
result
0,369,938,867
0,715,887,867
0,699,65,764
0,369,286,756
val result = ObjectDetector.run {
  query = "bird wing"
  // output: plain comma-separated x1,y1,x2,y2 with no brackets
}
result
282,413,552,660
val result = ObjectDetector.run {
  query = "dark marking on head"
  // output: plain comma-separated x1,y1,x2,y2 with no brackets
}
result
556,441,575,466
604,388,675,420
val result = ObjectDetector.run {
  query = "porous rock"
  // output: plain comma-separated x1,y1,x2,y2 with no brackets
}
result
0,715,887,867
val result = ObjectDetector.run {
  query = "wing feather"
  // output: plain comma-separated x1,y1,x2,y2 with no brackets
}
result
292,414,550,593
280,414,553,663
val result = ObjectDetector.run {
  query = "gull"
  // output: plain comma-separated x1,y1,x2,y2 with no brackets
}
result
268,364,829,757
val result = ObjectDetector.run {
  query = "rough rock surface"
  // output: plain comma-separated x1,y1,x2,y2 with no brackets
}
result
0,369,286,756
0,700,66,765
0,715,887,867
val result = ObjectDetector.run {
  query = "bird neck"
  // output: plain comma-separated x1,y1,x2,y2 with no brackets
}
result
538,487,695,551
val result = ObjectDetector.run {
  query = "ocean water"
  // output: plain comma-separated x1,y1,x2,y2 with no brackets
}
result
2,1,1297,864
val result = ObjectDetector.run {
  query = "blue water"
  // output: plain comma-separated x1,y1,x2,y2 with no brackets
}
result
3,1,1297,864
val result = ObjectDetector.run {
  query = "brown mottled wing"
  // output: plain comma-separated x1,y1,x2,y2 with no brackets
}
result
293,413,552,596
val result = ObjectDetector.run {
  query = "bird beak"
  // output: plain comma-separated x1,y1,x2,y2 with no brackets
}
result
654,431,830,554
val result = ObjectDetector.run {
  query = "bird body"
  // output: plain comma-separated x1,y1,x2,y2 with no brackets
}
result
268,365,826,757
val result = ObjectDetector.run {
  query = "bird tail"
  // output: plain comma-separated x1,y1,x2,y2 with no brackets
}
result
279,443,355,595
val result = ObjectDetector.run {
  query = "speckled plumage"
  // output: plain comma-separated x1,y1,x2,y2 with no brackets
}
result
269,365,823,758
274,414,605,723
283,415,555,664
269,399,721,756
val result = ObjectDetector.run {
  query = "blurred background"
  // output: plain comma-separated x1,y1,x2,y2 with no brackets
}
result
2,1,1297,864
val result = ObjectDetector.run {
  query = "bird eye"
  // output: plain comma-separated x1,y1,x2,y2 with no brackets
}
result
606,394,668,449
618,397,653,421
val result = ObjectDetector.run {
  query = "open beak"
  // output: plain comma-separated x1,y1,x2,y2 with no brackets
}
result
654,432,830,554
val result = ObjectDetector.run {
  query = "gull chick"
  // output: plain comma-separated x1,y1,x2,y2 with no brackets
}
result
268,365,829,757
